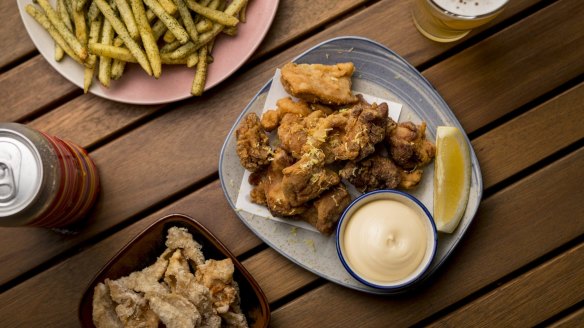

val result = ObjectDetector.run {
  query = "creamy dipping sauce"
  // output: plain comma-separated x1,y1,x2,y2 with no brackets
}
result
342,199,429,284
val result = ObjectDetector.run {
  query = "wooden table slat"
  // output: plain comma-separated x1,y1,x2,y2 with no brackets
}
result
429,242,584,327
549,306,584,328
0,1,35,69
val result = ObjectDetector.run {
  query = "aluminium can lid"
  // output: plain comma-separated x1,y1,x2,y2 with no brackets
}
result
0,128,43,219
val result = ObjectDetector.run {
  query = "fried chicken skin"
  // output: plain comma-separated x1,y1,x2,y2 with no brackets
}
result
281,147,341,207
235,113,273,172
296,184,352,235
339,155,424,192
249,148,307,217
386,119,436,170
261,97,315,132
340,155,402,192
280,62,359,105
278,110,327,159
319,96,388,163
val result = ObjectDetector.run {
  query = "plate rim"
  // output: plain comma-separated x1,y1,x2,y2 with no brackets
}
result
219,35,483,295
16,0,280,105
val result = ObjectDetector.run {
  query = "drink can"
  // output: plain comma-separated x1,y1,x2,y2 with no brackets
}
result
0,123,100,228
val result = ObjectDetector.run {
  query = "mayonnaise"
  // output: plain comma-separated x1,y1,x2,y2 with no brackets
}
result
342,199,429,284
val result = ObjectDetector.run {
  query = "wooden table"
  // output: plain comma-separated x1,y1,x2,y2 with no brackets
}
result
1,0,583,326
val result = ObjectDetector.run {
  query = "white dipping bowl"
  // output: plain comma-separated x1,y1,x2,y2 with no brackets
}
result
336,190,437,292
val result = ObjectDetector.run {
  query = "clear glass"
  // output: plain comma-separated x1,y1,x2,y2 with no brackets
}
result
412,0,508,42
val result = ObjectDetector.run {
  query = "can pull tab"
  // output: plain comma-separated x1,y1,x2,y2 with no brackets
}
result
0,161,17,202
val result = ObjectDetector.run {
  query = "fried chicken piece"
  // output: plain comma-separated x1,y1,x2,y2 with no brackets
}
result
386,119,436,170
195,259,238,314
399,169,424,189
278,110,327,159
318,96,388,163
280,62,359,105
235,113,273,172
281,146,341,207
146,292,200,328
261,97,314,132
296,184,352,235
340,155,402,192
106,278,155,327
166,226,205,266
92,283,124,328
249,148,307,216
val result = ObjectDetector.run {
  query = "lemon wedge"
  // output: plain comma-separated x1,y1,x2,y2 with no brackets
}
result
434,126,471,233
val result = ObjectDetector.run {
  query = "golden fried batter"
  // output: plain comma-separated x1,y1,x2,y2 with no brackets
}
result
235,113,273,172
93,283,124,328
249,148,307,217
281,147,340,207
278,110,327,159
280,62,359,105
340,155,402,192
296,184,352,235
261,97,313,132
386,119,436,170
195,259,238,314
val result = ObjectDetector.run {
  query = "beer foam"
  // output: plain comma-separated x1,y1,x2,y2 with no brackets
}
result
433,0,506,16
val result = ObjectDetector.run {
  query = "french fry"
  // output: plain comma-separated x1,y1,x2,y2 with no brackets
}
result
90,43,189,64
195,19,213,34
114,0,140,40
239,0,247,23
58,0,74,31
88,1,101,21
76,0,89,11
111,58,127,80
98,16,115,87
115,0,140,41
185,0,238,27
35,0,88,61
186,52,198,67
73,4,88,46
143,0,189,44
173,0,198,42
94,0,152,75
160,40,181,53
152,19,169,40
84,15,103,93
191,46,208,96
163,29,177,43
25,4,85,65
90,43,137,62
54,0,65,61
168,41,195,59
131,0,161,78
157,0,177,15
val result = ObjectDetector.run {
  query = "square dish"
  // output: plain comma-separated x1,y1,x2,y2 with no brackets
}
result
78,213,270,327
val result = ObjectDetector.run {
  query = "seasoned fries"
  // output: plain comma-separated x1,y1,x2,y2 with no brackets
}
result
25,0,249,96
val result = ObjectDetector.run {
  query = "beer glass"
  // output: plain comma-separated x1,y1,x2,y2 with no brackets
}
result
412,0,508,42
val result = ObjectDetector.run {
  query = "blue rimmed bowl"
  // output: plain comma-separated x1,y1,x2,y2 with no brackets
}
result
336,190,437,293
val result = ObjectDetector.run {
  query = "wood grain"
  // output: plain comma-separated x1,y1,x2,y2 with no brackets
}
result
0,56,77,122
429,242,584,327
252,0,369,59
550,307,584,328
474,81,584,189
19,0,540,143
423,0,584,133
269,147,584,327
0,1,35,69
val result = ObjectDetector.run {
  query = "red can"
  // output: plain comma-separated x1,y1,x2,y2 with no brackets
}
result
0,123,100,228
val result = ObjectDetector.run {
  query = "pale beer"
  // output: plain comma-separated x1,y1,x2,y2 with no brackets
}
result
412,0,507,42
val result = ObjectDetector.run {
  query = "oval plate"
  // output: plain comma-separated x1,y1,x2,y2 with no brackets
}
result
219,36,483,294
16,0,279,104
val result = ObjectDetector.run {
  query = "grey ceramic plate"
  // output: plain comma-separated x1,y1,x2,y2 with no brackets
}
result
219,36,483,294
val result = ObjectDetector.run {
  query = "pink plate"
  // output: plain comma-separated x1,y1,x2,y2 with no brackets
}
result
17,0,279,104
